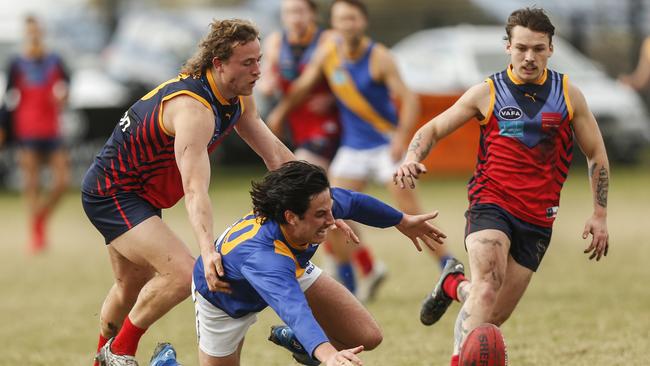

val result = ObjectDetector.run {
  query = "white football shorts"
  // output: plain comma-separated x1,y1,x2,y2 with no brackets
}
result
329,144,401,184
193,262,323,357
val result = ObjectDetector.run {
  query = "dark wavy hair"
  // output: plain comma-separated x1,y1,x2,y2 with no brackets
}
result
250,161,330,224
505,7,555,43
181,18,259,78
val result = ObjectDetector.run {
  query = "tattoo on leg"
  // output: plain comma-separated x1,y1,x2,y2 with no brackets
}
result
477,238,503,247
454,308,471,351
596,167,608,208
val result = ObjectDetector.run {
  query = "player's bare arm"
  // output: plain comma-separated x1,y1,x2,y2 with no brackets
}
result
236,95,296,170
164,95,230,293
569,82,610,261
394,82,490,188
372,44,420,161
257,31,282,97
266,43,328,134
619,38,650,90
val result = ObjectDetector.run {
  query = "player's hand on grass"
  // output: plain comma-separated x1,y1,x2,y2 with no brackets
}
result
333,219,360,245
395,211,446,252
393,161,427,189
202,250,232,294
582,213,609,261
325,345,364,366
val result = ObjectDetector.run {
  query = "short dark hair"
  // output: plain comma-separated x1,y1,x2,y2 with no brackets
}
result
505,7,555,43
331,0,368,18
250,161,330,224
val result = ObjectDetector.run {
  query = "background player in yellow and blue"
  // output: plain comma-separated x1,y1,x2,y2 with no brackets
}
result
84,19,296,366
148,160,446,366
0,15,70,254
393,8,610,366
267,0,456,302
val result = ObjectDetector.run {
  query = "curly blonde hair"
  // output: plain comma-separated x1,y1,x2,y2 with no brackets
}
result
181,19,260,77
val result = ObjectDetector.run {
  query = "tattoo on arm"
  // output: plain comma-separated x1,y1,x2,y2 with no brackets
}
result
454,308,471,351
596,166,609,208
407,132,433,162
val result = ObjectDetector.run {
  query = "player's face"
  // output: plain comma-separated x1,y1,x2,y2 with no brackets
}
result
24,21,43,46
506,25,553,83
292,189,335,246
281,0,315,36
330,2,367,44
219,39,262,97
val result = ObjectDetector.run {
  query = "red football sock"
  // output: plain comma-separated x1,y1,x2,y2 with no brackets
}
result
450,354,459,366
110,316,147,356
443,273,467,302
353,246,374,276
94,334,109,366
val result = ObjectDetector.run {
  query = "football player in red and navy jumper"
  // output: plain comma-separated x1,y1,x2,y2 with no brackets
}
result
394,8,610,366
82,19,295,366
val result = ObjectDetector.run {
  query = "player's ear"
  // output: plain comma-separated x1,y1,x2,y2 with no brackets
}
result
284,210,298,226
212,57,224,72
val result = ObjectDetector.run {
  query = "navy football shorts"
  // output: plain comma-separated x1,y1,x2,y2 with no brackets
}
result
82,191,161,244
18,137,64,154
464,203,552,272
297,135,339,162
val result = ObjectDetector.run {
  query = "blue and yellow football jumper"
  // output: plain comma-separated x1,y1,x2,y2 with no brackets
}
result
193,188,403,357
322,40,398,149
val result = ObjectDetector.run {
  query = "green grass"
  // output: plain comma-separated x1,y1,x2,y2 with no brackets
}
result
0,165,648,365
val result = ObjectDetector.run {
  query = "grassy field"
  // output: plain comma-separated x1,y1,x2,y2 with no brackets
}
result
0,164,648,366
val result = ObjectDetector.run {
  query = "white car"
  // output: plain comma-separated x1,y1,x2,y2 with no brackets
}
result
392,25,650,162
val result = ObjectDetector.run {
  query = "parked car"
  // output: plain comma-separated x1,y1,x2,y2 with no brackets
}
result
392,25,650,162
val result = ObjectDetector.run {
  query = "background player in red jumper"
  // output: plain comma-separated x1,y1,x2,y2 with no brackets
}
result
0,15,70,253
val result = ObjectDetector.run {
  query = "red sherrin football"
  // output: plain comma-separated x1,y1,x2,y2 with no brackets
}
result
459,323,507,366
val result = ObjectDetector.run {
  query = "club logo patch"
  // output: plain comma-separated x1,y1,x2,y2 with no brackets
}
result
498,106,523,120
498,120,524,137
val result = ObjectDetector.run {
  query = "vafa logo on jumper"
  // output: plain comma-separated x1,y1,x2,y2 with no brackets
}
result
498,106,522,120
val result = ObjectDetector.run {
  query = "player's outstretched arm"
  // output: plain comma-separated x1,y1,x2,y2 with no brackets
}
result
395,211,446,252
570,82,610,261
266,42,328,135
166,95,231,293
332,188,446,251
394,81,490,189
236,95,296,171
